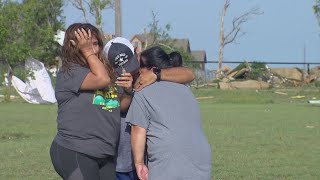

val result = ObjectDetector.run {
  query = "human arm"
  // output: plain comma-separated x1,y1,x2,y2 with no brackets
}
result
119,93,133,112
131,125,148,180
134,67,195,91
75,28,111,90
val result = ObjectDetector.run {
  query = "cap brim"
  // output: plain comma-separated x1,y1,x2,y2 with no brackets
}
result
115,55,139,76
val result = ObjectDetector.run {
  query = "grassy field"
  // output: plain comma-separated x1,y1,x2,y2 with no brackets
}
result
0,88,320,179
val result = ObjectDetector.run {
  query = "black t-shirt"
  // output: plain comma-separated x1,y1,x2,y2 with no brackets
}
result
54,64,120,158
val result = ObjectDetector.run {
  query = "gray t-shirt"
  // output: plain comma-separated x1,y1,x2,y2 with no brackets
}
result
116,112,135,172
54,64,121,158
126,81,212,180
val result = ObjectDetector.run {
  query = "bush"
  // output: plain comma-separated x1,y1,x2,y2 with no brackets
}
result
2,86,11,102
13,67,27,81
0,64,10,86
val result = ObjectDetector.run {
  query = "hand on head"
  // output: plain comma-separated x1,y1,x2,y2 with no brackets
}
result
74,28,95,56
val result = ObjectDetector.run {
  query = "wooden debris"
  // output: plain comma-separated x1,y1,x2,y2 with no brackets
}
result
196,96,214,100
274,91,288,96
291,95,305,99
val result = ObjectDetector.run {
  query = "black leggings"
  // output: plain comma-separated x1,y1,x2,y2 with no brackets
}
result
50,141,116,180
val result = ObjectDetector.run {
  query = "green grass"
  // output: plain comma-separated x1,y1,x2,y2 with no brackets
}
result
200,103,320,180
0,103,59,180
0,88,320,179
192,87,320,104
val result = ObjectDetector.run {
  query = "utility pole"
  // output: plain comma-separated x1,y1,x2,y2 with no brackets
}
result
115,0,122,37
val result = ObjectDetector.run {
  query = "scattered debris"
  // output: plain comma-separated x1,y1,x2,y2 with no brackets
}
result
217,62,320,89
304,74,317,83
291,95,305,99
308,100,320,104
196,96,214,100
0,95,17,99
10,58,57,104
305,125,314,128
274,91,288,96
219,80,270,90
270,68,303,81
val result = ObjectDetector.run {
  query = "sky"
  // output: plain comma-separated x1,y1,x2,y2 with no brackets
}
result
63,0,320,70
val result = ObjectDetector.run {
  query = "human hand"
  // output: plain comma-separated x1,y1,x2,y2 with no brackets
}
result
135,163,148,180
74,28,95,57
116,69,133,92
133,69,156,91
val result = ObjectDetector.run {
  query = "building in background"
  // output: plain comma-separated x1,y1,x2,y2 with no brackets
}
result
191,50,207,71
130,33,206,70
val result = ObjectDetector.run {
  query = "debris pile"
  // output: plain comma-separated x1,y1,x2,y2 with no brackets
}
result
218,62,320,90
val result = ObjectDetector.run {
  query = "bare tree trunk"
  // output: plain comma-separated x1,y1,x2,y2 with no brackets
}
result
70,0,89,23
70,0,113,34
217,0,261,78
81,5,89,22
218,0,229,77
218,43,224,76
95,5,102,33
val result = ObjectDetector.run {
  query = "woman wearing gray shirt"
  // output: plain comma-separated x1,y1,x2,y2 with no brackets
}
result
126,46,212,180
50,23,133,180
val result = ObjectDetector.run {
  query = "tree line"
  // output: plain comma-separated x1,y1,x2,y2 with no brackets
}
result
0,0,64,67
0,0,197,71
1,0,320,72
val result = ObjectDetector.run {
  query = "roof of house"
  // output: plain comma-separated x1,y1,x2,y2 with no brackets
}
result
131,34,154,44
131,34,191,52
191,50,207,62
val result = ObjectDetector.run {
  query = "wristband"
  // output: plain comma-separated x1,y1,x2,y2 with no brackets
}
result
153,67,161,82
86,53,95,59
123,88,134,96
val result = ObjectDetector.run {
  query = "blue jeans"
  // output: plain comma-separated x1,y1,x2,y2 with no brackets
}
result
116,170,139,180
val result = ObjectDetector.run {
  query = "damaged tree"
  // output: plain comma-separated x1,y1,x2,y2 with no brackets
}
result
217,0,262,78
69,0,113,33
